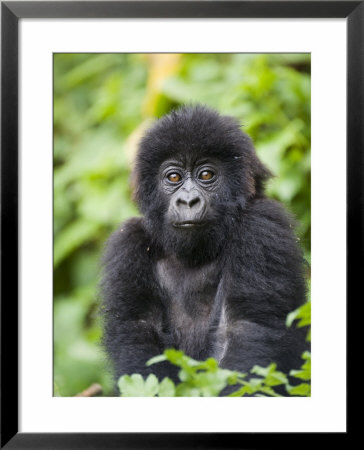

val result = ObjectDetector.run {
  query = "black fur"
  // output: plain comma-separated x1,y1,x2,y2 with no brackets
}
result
101,105,308,394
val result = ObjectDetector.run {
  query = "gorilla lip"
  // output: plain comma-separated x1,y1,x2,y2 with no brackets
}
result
173,221,205,228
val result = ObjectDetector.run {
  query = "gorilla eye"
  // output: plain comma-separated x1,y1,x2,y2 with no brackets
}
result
199,170,214,181
167,173,182,183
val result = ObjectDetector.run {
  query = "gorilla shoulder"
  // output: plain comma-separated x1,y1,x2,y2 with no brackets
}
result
102,217,151,270
248,197,296,230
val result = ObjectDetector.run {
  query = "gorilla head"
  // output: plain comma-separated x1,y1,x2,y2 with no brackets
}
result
133,105,271,261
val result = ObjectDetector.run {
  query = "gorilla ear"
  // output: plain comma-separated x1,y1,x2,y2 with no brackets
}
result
228,119,272,199
245,148,272,198
130,164,146,209
130,165,139,204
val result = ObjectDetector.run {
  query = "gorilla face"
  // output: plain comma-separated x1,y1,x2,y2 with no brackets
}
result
160,158,222,229
156,157,228,261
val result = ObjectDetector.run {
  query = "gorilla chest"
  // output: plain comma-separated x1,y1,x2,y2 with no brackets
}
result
156,257,223,357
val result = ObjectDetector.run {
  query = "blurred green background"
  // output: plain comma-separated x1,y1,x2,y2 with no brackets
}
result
54,53,311,396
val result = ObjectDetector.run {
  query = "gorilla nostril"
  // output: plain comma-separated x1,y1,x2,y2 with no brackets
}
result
176,198,187,206
188,197,200,208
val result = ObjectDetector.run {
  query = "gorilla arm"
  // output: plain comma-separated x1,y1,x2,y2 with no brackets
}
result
219,198,308,376
101,218,178,382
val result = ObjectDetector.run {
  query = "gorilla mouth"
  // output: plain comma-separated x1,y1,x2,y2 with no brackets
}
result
173,221,206,228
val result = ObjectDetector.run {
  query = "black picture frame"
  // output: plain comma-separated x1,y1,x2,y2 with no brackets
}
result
1,1,360,448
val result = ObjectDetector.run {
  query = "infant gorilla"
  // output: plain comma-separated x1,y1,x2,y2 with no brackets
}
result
101,105,308,393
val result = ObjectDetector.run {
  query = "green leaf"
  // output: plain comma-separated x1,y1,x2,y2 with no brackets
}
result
203,358,219,371
251,363,276,378
290,351,311,381
251,363,288,386
158,378,176,397
286,309,300,328
306,329,311,342
118,373,159,397
228,384,256,397
175,385,201,397
265,371,289,387
147,354,167,366
287,383,311,396
144,374,159,396
290,369,311,381
118,374,142,397
259,386,282,397
163,349,200,374
193,371,229,397
286,301,311,328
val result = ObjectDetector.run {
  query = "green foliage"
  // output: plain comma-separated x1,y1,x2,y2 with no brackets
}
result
118,374,176,397
286,301,311,328
286,352,311,396
54,53,310,395
286,299,311,396
117,302,312,398
287,293,311,343
118,346,310,398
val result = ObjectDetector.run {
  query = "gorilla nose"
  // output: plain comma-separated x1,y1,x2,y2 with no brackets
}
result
176,194,201,209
